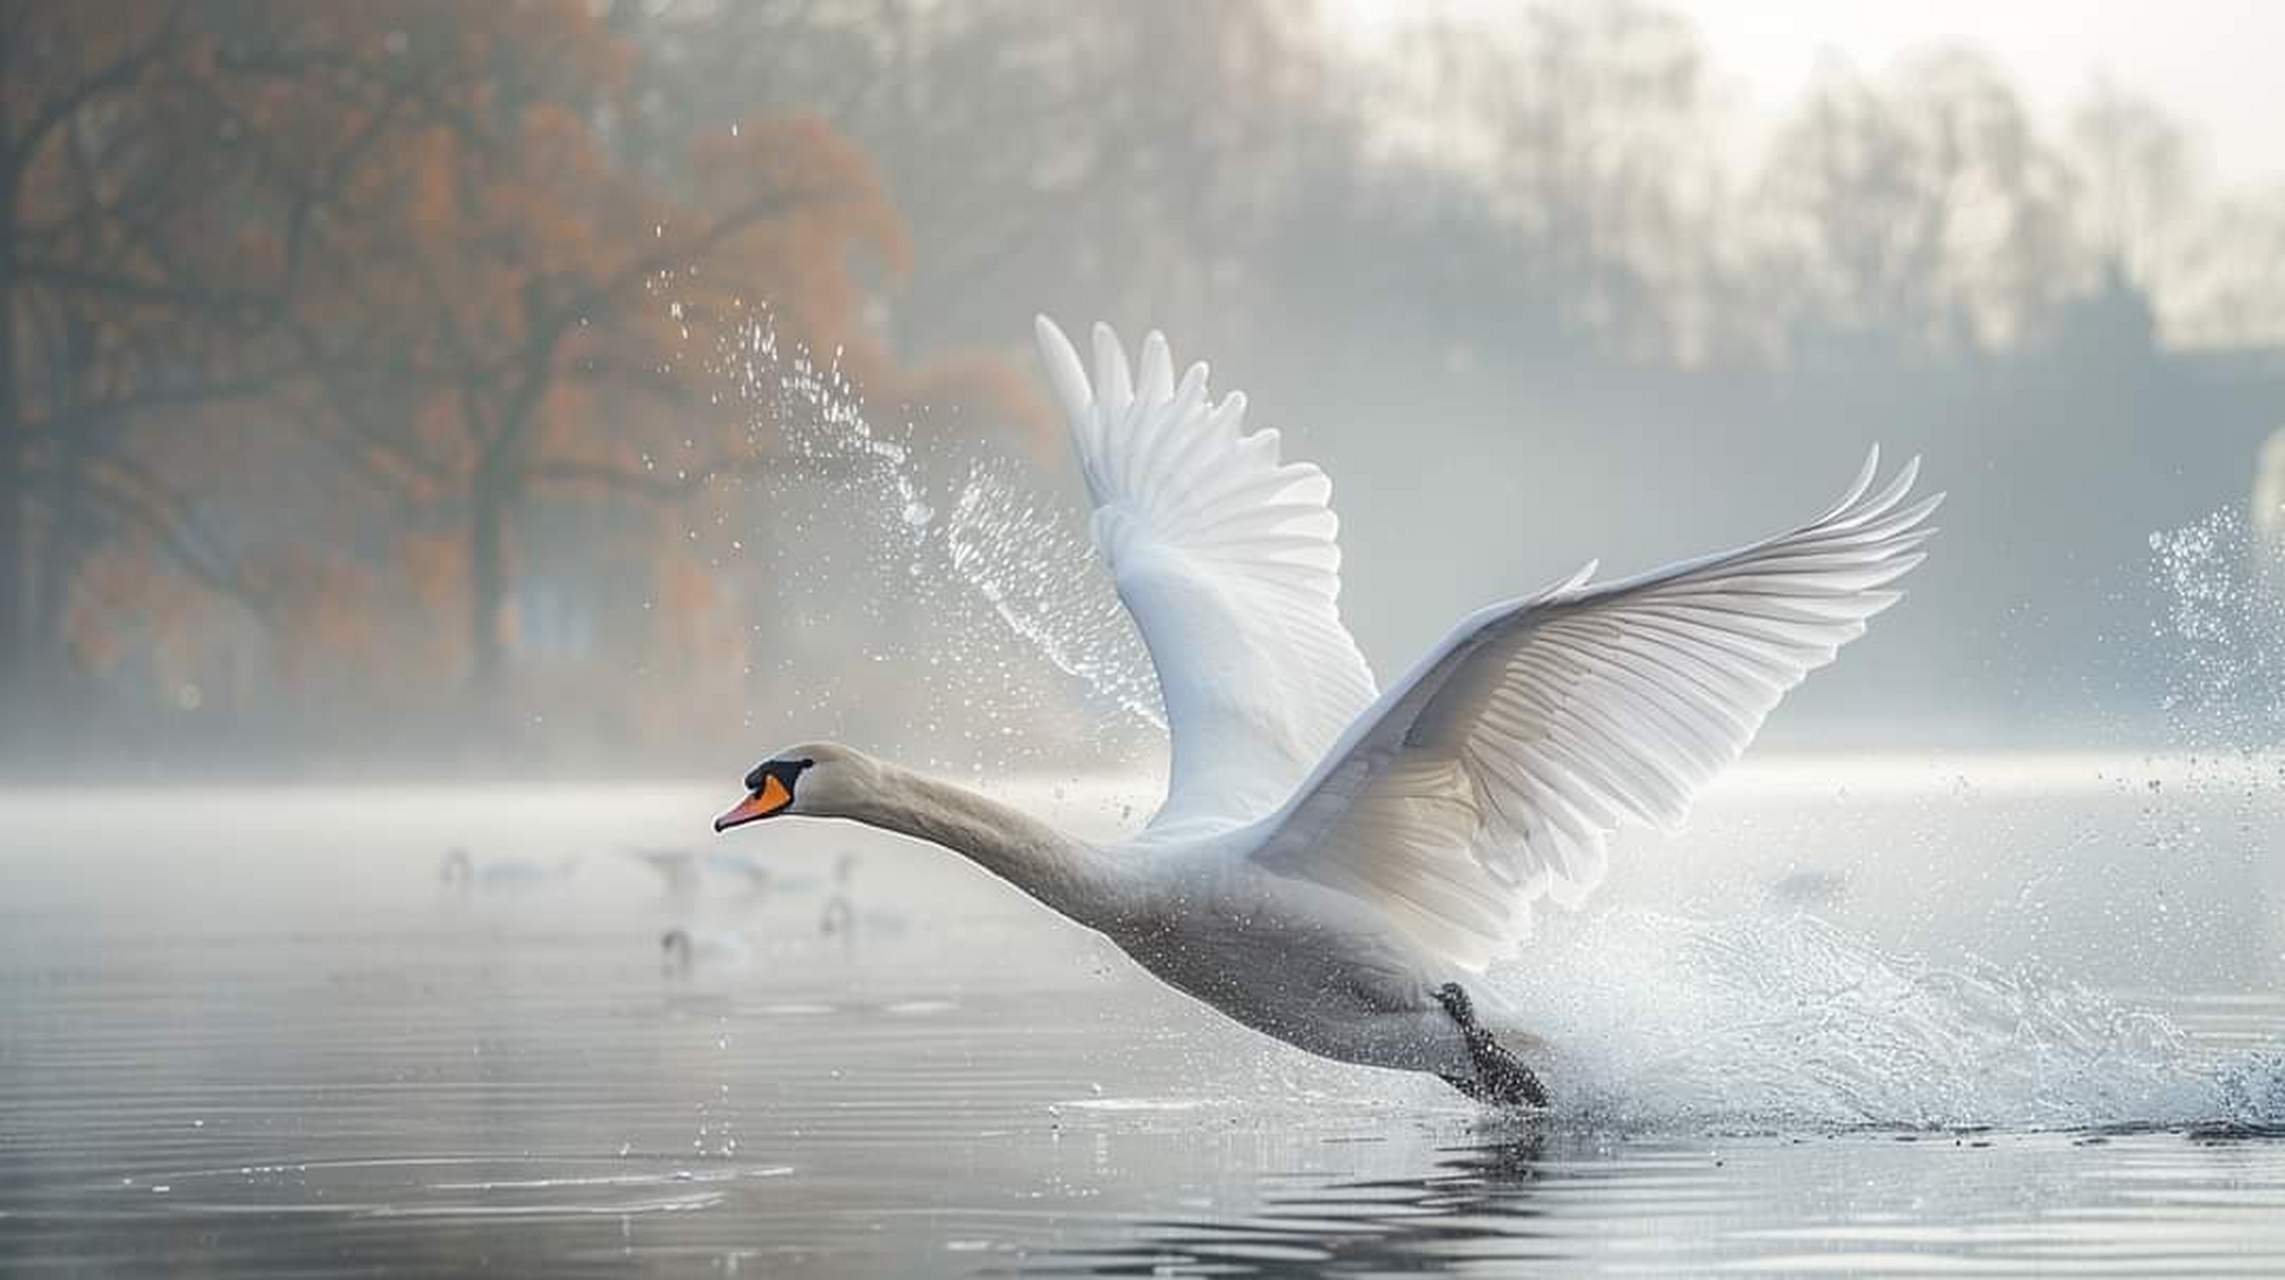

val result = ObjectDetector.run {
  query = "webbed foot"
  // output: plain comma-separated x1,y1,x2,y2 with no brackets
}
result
1436,982,1548,1109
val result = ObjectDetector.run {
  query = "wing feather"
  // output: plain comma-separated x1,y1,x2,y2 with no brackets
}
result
1251,449,1938,969
1035,317,1378,831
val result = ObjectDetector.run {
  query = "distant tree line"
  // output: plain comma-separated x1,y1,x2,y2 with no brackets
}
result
630,0,2285,747
630,0,2284,363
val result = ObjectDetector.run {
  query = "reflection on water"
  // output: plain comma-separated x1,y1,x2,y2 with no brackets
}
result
1040,1134,1563,1276
2,767,2283,1274
1036,1125,2285,1276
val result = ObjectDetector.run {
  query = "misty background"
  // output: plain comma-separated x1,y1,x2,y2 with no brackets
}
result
5,0,2283,779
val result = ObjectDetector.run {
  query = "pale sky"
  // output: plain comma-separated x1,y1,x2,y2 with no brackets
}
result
1333,0,2285,191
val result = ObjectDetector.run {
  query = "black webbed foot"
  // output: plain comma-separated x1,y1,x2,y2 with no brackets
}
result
1436,982,1549,1109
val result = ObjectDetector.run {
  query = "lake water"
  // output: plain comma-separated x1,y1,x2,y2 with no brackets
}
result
3,759,2283,1274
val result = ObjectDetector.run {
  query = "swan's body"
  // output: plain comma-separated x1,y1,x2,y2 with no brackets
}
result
716,318,1939,1105
1099,839,1489,1075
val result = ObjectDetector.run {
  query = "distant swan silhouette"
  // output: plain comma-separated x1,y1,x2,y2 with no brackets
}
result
816,853,902,941
714,318,1938,1106
660,926,752,975
439,847,578,891
627,846,809,896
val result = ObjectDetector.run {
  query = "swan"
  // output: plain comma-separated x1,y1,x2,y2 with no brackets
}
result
624,846,799,896
703,849,776,892
660,926,754,975
713,318,1938,1106
439,847,579,892
816,854,906,941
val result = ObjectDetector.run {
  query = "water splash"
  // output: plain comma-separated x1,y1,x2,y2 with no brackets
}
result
688,306,1163,765
2138,509,2285,994
2148,508,2285,750
1497,907,2285,1131
943,459,1165,729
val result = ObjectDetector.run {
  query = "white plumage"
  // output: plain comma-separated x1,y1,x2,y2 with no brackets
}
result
1253,450,1934,970
717,317,1939,1105
1033,318,1378,832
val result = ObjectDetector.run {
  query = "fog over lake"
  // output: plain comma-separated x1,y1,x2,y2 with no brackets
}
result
4,765,2283,1273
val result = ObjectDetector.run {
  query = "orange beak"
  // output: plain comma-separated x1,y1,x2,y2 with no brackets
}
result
714,774,793,832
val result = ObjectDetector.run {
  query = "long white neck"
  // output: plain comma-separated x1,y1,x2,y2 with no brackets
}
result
835,760,1138,930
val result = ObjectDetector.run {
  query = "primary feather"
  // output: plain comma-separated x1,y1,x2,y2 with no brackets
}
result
1034,317,1378,833
1252,448,1940,970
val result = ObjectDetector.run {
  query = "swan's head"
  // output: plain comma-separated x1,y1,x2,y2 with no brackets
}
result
713,742,868,831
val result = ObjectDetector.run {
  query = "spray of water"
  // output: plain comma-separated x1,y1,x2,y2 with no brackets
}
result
685,306,1163,772
942,460,1166,730
1491,906,2283,1131
2149,508,2285,750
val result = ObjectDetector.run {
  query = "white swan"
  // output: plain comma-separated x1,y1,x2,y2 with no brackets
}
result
713,318,1938,1105
439,847,580,892
660,926,755,975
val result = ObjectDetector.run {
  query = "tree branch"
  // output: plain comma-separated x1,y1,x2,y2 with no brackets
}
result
6,1,186,176
84,452,272,612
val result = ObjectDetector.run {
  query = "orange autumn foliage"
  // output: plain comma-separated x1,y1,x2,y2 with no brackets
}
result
9,1,1023,753
262,6,915,703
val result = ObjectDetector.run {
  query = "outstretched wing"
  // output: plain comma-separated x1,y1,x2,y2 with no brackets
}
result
1035,317,1378,832
1252,449,1939,970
